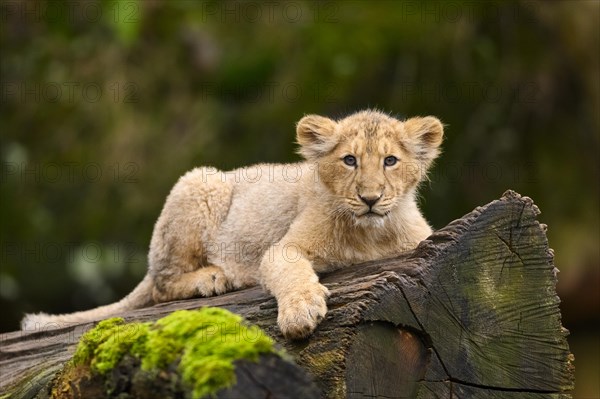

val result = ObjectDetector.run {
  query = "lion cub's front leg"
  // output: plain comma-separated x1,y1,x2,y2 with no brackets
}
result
260,245,330,339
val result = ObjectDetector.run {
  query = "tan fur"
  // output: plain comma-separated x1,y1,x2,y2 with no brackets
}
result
21,110,443,339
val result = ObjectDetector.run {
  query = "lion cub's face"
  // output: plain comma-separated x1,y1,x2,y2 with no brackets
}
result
297,110,443,225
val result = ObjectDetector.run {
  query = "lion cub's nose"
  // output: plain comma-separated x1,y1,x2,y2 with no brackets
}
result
359,194,381,208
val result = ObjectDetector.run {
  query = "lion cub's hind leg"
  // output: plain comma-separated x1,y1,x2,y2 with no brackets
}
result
152,265,231,303
148,166,235,304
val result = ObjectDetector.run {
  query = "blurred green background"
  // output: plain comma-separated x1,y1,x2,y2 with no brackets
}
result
1,0,598,396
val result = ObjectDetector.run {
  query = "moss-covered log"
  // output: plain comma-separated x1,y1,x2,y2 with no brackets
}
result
0,191,574,398
48,309,320,399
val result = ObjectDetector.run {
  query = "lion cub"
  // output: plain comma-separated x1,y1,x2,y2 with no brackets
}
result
22,110,443,339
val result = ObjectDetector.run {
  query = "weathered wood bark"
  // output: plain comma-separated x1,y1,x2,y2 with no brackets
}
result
0,191,574,398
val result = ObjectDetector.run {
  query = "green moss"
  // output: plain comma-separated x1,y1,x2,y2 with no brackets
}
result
73,317,150,375
72,308,275,398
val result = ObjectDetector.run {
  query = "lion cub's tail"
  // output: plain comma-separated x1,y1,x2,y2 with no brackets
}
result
20,274,155,331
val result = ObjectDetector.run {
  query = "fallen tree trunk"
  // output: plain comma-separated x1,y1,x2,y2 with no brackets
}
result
0,191,574,398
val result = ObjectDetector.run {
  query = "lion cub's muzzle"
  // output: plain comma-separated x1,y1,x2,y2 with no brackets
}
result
356,191,387,217
359,194,381,209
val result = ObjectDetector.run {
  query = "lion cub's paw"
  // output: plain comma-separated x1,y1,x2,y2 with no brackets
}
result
277,283,330,340
197,266,231,297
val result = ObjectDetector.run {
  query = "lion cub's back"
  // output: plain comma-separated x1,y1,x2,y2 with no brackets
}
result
213,162,314,266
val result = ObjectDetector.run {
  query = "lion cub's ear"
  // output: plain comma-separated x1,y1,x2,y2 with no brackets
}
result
403,116,444,167
296,115,338,159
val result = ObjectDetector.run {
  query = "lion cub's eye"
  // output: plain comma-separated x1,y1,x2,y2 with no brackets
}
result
343,155,357,167
384,156,398,167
